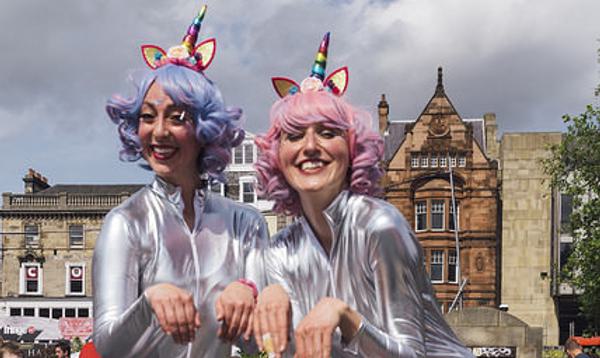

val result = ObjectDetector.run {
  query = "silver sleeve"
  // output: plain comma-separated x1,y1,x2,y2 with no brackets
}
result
343,214,427,357
92,211,155,357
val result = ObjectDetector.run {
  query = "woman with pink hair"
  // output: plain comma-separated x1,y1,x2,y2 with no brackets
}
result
252,33,472,358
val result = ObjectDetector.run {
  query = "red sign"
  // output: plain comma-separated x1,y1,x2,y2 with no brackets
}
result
59,318,93,340
25,266,38,279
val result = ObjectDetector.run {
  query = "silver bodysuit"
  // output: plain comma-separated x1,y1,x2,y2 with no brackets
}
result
93,176,268,358
266,190,473,357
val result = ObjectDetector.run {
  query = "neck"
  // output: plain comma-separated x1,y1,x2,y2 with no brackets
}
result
299,190,341,254
160,172,201,230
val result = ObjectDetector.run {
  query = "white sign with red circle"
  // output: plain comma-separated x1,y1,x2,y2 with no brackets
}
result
70,266,83,280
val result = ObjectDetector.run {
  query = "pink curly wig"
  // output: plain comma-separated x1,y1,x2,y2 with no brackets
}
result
255,91,384,216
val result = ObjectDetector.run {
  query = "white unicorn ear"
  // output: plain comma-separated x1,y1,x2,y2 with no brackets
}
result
271,77,300,98
141,45,167,69
194,38,216,70
324,66,349,96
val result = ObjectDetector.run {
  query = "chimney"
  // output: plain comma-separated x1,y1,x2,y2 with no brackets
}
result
378,94,389,135
484,113,499,161
23,168,50,194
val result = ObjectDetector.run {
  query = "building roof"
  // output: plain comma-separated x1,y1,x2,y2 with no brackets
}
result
36,184,144,195
383,117,486,163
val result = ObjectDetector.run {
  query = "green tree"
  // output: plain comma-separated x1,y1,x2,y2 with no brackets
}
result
543,104,600,332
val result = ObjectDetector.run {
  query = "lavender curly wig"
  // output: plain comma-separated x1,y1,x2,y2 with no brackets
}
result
255,91,384,216
106,64,243,182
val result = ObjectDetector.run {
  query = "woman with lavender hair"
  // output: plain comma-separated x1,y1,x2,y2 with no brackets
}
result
252,33,472,357
93,6,267,357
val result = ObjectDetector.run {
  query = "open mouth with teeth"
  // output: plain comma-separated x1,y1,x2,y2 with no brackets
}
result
150,144,179,161
297,159,329,172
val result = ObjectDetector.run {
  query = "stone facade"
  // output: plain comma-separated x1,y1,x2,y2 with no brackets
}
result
383,68,500,311
499,132,562,345
0,169,142,320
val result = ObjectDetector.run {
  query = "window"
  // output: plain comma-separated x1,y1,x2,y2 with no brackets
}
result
52,308,62,319
430,250,444,282
69,225,84,249
210,182,225,196
411,155,419,168
439,156,447,167
430,155,438,167
239,177,256,204
66,264,85,295
78,308,90,318
23,308,35,317
458,155,466,167
431,200,445,230
39,308,50,318
244,144,254,164
420,155,429,168
448,250,458,283
10,308,21,317
415,201,427,231
233,146,243,164
65,308,76,317
449,201,459,231
24,224,39,247
20,263,42,295
450,155,457,167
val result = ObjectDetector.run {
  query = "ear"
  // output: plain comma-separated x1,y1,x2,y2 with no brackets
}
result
271,77,300,98
141,45,167,70
194,38,217,70
324,66,349,96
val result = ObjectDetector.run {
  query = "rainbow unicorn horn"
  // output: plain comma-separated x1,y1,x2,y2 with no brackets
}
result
181,5,207,54
310,32,330,81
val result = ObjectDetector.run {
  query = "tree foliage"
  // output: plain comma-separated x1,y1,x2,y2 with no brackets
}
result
543,104,600,332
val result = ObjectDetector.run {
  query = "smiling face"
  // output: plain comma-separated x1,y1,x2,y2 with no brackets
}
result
138,82,202,185
278,123,350,205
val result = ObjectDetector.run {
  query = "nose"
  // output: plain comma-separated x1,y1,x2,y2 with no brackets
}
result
152,117,170,139
302,129,319,156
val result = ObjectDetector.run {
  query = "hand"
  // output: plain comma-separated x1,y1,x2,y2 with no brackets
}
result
293,297,361,358
253,284,291,357
215,281,255,342
145,283,201,345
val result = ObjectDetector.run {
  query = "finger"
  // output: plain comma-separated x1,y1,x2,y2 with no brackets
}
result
311,329,322,358
253,308,264,351
275,307,289,352
194,311,201,328
215,298,224,321
236,304,252,341
260,306,271,352
183,298,197,342
322,327,334,358
294,329,306,358
227,303,244,340
243,310,254,341
173,300,189,343
162,302,180,343
266,306,282,353
152,302,169,335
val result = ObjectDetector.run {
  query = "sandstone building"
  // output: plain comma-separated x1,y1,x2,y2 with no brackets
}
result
381,68,500,312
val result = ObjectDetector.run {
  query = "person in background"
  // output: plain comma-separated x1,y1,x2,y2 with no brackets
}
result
0,341,23,358
565,338,592,358
54,341,71,358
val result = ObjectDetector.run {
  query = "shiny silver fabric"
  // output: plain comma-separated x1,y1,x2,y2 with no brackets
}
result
266,190,473,357
93,176,268,358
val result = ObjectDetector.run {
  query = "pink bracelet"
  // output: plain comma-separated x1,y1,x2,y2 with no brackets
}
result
237,278,258,299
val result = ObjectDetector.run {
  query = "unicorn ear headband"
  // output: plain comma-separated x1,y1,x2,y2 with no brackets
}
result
272,32,349,98
141,5,216,72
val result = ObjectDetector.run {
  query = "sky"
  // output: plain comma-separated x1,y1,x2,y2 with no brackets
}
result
0,0,598,193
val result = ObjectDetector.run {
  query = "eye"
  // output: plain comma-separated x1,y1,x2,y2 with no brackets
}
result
318,128,341,139
283,132,304,142
167,112,187,124
139,112,155,123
